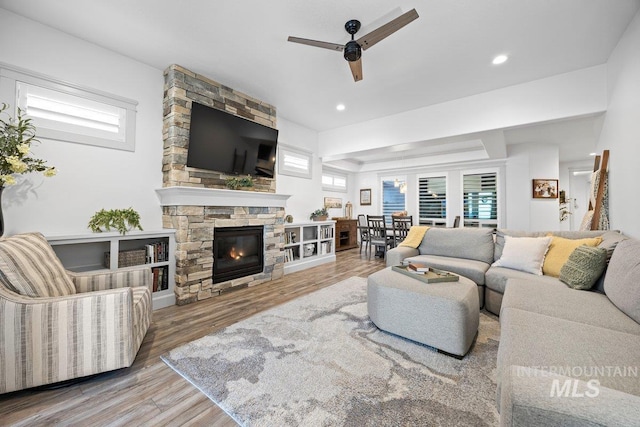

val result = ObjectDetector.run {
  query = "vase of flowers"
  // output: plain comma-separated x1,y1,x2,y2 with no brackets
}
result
0,103,56,236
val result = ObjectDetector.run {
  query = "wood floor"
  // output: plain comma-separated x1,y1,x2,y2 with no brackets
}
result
0,249,385,426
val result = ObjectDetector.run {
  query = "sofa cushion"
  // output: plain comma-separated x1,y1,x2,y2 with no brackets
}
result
542,236,602,277
492,236,551,275
559,245,608,290
494,229,609,262
604,239,640,324
592,231,629,293
485,266,562,294
417,227,495,265
404,254,490,285
502,279,640,335
0,232,76,297
497,307,640,400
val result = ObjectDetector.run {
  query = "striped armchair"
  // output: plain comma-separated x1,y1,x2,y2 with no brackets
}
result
0,232,152,394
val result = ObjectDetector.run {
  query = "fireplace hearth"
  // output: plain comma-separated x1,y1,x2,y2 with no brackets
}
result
213,226,264,283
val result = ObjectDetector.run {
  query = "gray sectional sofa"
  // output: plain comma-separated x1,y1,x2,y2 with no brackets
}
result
385,227,640,426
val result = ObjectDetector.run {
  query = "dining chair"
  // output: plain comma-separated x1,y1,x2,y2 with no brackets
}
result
357,214,370,254
453,215,460,228
392,215,413,246
367,215,394,259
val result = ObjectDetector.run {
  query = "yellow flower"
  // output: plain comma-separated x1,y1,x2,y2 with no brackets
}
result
7,156,27,173
0,175,16,185
17,143,30,155
43,167,57,177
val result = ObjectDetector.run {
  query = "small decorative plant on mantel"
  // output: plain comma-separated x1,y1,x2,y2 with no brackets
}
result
225,175,254,190
309,207,329,221
88,208,143,235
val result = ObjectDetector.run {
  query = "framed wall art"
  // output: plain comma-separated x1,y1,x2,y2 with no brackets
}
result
532,179,559,199
324,197,342,209
360,188,372,206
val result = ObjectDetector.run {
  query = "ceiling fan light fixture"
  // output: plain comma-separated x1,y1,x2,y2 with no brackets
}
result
492,54,509,65
343,40,362,62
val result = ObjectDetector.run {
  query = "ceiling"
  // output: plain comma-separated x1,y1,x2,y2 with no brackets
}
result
1,0,638,165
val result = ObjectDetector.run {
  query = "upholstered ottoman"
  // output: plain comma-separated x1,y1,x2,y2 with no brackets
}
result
367,267,480,357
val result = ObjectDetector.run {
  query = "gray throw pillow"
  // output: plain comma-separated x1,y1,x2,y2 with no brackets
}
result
559,245,607,290
604,239,640,324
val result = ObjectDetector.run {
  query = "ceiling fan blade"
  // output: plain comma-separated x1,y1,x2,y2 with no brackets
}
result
287,36,344,52
349,58,363,82
356,8,419,50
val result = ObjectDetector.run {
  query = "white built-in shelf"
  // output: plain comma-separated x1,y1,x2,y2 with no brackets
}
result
283,220,336,274
46,230,176,310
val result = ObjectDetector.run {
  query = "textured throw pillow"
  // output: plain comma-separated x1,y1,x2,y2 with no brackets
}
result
559,245,608,290
0,232,76,297
492,236,552,275
542,236,602,277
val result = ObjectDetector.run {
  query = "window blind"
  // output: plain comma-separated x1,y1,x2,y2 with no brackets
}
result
418,176,446,222
463,173,497,220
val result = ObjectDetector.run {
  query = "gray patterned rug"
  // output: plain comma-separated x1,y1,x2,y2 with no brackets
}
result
161,276,501,426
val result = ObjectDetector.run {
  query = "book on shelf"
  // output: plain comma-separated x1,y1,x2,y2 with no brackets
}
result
151,265,169,292
145,241,169,264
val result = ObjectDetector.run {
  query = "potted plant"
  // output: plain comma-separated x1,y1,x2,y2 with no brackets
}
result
309,207,329,221
88,208,143,235
0,103,57,236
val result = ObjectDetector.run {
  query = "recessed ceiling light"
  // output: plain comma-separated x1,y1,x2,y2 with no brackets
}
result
336,104,346,111
492,54,508,65
589,152,597,156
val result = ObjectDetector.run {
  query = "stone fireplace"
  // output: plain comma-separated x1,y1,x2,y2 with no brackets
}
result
160,65,289,305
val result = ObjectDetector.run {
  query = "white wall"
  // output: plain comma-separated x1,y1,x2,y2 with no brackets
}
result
505,144,560,231
0,9,164,235
275,117,322,222
597,9,640,238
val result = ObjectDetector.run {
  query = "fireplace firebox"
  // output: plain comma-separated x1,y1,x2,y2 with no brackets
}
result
213,226,264,283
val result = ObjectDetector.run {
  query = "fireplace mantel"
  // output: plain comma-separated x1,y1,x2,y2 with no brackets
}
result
155,186,291,208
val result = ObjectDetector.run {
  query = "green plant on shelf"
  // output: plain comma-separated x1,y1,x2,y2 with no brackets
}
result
225,175,254,190
88,208,143,235
309,207,329,220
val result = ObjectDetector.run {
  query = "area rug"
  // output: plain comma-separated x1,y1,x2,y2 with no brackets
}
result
161,277,501,426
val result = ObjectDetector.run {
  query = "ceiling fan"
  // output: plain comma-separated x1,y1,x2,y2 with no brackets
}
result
287,8,419,82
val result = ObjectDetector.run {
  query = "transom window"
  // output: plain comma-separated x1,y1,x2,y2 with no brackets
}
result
322,169,347,192
277,145,312,179
1,63,137,151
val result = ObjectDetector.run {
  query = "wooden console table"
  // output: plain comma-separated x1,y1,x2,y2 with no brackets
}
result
334,219,358,251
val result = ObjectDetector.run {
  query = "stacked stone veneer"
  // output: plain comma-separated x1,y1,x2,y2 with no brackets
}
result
162,65,284,305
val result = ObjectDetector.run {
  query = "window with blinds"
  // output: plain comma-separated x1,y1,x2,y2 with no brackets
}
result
1,64,138,151
382,180,405,221
277,145,312,178
418,176,447,224
463,172,497,222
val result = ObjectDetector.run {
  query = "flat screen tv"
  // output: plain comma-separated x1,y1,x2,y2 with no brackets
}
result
186,101,278,178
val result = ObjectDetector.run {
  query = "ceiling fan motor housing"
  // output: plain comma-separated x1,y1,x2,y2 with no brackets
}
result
344,40,362,61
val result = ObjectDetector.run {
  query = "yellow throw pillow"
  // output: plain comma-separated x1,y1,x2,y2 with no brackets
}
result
542,236,602,277
398,226,430,248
